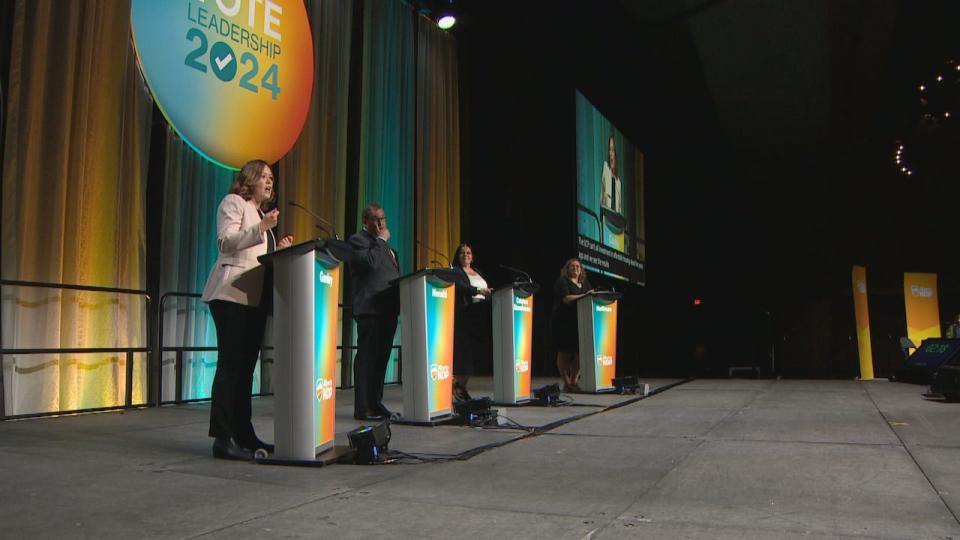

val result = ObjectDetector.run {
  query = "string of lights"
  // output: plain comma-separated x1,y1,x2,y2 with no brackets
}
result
893,59,959,177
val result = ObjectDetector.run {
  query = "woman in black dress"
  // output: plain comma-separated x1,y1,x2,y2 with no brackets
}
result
550,258,593,392
451,243,492,401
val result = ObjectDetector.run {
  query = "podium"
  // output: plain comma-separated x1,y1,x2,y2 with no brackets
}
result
396,268,459,424
258,239,349,461
492,281,539,404
576,291,622,393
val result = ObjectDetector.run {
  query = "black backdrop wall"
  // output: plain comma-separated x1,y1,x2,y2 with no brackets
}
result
452,0,960,379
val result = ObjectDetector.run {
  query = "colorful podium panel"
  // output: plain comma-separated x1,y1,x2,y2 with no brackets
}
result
398,270,457,423
577,291,621,392
493,284,536,404
260,240,343,460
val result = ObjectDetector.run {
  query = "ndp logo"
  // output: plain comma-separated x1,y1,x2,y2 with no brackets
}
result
131,0,314,169
318,271,333,286
315,377,333,402
429,363,450,382
431,288,448,299
515,359,529,373
596,355,614,367
911,285,933,298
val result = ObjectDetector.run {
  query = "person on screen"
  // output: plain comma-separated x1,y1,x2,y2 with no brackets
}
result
202,159,294,461
550,258,593,392
348,203,401,421
600,134,623,215
450,243,493,402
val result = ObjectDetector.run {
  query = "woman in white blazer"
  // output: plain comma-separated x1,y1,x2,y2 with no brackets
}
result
202,159,293,460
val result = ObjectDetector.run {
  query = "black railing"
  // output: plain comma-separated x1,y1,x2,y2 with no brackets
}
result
0,279,151,420
156,293,402,406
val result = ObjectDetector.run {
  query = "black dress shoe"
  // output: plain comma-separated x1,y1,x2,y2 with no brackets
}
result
353,411,386,421
374,403,394,417
241,438,274,454
212,438,253,461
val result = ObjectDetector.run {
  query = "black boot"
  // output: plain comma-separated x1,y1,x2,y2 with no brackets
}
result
212,437,253,461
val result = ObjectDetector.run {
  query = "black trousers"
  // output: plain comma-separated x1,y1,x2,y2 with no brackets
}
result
208,300,268,444
353,313,399,415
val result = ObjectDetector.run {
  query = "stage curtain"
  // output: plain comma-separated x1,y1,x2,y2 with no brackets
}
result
279,0,353,242
358,0,415,273
1,0,150,415
157,130,240,401
415,17,461,268
355,0,415,384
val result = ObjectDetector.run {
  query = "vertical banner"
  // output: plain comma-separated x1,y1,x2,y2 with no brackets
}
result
425,278,454,416
903,272,941,352
512,292,533,400
851,266,874,380
314,258,340,451
592,297,618,391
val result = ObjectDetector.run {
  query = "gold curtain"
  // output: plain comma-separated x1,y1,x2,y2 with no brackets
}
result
1,0,150,415
415,18,461,267
279,0,354,241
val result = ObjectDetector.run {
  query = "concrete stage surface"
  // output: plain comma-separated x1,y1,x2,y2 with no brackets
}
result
2,378,959,539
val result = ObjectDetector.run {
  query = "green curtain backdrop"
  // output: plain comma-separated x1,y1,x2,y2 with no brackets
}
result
158,129,239,401
358,0,415,274
1,0,151,416
355,0,416,384
415,17,461,267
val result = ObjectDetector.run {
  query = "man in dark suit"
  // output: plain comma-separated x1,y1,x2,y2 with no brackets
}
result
349,203,401,420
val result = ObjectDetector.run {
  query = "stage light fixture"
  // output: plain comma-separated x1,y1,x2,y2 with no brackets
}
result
437,14,456,29
347,421,391,465
435,0,456,30
454,397,496,425
612,375,644,395
533,383,561,405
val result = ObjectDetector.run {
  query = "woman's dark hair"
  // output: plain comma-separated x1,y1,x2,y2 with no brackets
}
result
229,159,273,209
452,243,473,268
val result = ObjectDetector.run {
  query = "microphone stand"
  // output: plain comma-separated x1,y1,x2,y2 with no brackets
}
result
288,201,340,240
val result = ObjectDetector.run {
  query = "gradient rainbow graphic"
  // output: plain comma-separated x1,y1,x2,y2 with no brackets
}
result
592,297,617,390
425,278,454,415
512,292,533,399
904,272,941,352
313,258,340,449
131,0,314,169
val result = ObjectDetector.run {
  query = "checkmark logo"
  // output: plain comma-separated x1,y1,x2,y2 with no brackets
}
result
215,53,233,71
209,42,237,82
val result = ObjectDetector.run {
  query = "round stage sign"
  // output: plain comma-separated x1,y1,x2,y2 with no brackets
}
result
131,0,314,169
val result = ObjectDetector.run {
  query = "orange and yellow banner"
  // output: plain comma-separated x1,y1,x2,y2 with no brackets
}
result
851,266,874,380
903,272,941,352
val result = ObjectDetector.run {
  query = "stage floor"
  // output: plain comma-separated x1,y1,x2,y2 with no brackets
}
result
2,378,960,539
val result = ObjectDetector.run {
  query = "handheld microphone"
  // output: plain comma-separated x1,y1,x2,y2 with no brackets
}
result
288,201,340,240
416,241,449,267
499,264,533,283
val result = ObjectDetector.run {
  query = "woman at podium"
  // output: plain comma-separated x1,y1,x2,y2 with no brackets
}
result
451,243,492,401
550,258,593,392
201,160,292,460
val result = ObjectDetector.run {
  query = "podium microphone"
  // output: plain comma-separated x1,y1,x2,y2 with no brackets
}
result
429,260,444,268
499,264,533,283
416,241,449,267
289,201,339,240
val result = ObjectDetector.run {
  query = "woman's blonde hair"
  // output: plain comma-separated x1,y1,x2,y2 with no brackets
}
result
560,257,584,285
